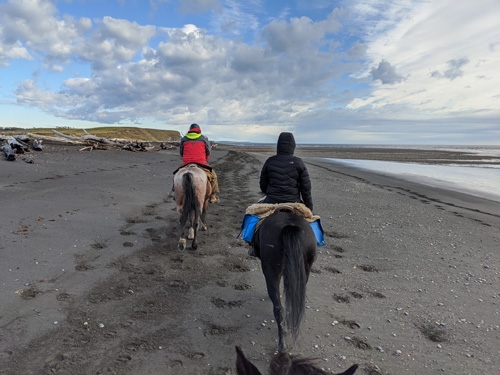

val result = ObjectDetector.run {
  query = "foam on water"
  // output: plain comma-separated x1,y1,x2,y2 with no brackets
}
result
325,158,500,202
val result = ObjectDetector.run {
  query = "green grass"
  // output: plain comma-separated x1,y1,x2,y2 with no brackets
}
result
2,126,181,142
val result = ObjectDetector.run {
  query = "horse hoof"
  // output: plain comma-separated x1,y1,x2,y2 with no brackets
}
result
178,238,187,251
188,227,195,240
191,243,198,250
201,224,207,231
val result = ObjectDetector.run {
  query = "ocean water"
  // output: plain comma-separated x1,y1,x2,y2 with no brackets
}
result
227,143,500,202
324,146,500,202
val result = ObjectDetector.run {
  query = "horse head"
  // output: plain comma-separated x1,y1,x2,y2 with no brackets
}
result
235,346,358,375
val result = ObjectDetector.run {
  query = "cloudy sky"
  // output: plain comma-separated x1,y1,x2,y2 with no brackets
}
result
0,0,499,144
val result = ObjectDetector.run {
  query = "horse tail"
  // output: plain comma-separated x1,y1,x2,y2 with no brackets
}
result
180,172,201,228
282,225,307,343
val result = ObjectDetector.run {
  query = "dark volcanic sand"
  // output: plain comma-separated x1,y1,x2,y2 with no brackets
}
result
1,144,499,374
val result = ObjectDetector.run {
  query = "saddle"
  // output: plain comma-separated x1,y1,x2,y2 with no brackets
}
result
239,203,325,246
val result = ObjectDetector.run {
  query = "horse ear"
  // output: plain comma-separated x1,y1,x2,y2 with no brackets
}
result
235,346,263,375
335,364,359,375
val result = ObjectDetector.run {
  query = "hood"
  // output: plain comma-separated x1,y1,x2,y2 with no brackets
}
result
276,132,296,155
189,123,201,133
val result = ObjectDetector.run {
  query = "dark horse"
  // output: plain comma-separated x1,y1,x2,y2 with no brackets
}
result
235,346,358,375
173,164,211,250
252,210,317,352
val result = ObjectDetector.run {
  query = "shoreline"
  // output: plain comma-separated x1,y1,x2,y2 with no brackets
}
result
304,158,500,218
305,157,500,218
238,145,500,217
218,144,500,166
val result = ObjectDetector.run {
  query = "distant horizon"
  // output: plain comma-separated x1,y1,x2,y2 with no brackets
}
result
218,141,500,147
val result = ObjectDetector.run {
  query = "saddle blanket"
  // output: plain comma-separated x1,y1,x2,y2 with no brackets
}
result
239,203,326,247
173,163,213,182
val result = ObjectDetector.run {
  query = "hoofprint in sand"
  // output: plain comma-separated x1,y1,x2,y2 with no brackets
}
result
1,144,498,374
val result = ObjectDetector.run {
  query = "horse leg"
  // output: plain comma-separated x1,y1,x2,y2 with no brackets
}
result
264,273,285,351
188,226,195,240
200,205,208,231
200,185,210,231
178,237,187,250
178,223,187,251
201,178,211,231
191,221,199,250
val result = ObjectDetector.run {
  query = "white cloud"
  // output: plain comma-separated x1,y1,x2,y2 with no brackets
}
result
101,17,156,47
347,0,500,119
262,12,341,55
211,0,263,36
0,39,31,66
0,0,92,68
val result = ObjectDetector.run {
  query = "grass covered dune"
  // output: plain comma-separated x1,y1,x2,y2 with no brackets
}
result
1,126,181,142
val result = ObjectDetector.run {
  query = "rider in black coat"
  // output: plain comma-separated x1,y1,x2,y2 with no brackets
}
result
259,132,313,211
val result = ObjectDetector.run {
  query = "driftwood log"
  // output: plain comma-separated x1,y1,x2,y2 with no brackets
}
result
52,130,172,152
160,142,178,150
12,134,30,143
0,135,43,150
52,130,124,146
3,143,15,161
1,130,181,159
32,139,43,151
25,132,83,144
8,137,26,154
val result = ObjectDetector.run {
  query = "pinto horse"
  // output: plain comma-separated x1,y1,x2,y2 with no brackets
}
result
252,210,317,352
235,346,358,375
173,164,212,250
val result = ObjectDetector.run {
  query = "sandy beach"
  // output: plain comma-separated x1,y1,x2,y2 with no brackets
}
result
1,143,499,374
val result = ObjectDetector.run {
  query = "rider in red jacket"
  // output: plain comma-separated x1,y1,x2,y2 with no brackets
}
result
179,124,219,203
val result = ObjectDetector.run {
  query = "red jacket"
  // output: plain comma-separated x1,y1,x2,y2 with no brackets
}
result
180,132,211,167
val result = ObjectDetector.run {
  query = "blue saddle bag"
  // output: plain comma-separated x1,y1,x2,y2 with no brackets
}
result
310,219,326,247
239,214,260,243
241,214,326,247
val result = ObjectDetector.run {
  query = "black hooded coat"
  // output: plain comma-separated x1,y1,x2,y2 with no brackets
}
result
259,132,313,211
